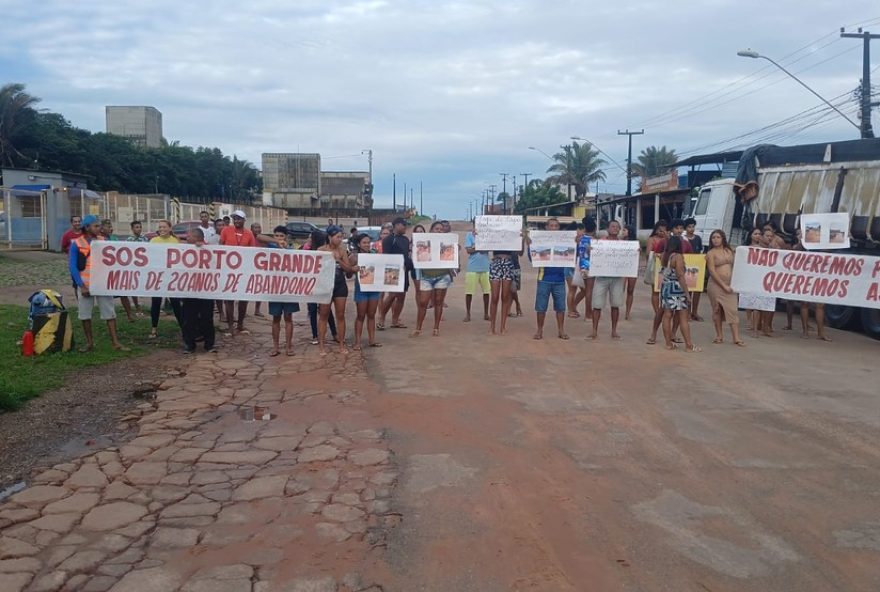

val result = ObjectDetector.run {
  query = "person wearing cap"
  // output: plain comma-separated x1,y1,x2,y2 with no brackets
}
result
378,217,413,329
69,215,129,352
220,210,257,335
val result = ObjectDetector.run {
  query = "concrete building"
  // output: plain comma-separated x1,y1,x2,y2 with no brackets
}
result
319,171,371,209
261,153,322,208
105,106,163,148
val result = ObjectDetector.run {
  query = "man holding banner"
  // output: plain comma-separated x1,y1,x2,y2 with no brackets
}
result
589,221,626,340
529,218,569,340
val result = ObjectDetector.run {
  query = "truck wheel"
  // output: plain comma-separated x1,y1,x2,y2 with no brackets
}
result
824,305,855,329
860,308,880,340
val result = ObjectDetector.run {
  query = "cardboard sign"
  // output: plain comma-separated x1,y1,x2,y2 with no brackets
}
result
412,233,459,269
475,216,522,251
356,254,405,292
89,243,335,303
589,240,640,277
528,231,577,267
653,254,707,292
738,292,777,312
730,246,880,309
801,213,851,250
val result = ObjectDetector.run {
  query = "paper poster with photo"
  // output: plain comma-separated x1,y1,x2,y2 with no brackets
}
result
357,253,405,292
801,213,851,250
528,230,577,267
653,254,707,292
474,215,522,251
589,240,640,277
412,233,459,269
738,292,777,312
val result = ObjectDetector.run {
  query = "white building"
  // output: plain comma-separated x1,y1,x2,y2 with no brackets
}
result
105,106,163,148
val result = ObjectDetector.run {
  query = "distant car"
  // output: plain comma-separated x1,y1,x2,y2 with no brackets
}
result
357,226,383,241
286,221,321,240
145,221,202,241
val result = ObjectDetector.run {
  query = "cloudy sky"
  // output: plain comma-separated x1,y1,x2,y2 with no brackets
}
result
2,1,878,217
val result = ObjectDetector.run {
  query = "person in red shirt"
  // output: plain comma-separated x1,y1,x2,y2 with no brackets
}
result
61,215,82,254
219,210,256,335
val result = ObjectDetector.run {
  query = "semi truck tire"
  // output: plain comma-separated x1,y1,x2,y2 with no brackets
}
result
824,305,855,329
860,308,880,340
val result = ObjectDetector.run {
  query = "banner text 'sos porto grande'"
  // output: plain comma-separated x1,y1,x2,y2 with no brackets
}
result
89,243,336,304
731,246,880,310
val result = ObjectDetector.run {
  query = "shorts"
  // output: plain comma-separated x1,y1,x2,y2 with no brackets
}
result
535,281,566,313
512,269,522,292
564,267,574,280
354,282,381,303
78,293,116,321
332,273,349,299
465,271,491,295
420,274,452,290
591,277,625,310
268,302,301,317
489,257,515,282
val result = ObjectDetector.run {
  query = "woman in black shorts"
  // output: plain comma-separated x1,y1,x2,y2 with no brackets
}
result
488,248,518,335
317,226,357,354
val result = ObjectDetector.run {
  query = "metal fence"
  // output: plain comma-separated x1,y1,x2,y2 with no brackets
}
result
0,188,48,249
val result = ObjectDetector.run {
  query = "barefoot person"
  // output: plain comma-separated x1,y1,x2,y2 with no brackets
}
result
98,219,136,323
790,230,832,342
659,237,699,352
683,218,704,321
530,218,568,340
125,220,149,317
317,225,356,354
148,220,183,339
706,229,744,346
304,230,338,345
378,218,413,330
487,231,522,336
644,220,668,316
219,210,257,335
180,228,217,354
622,224,639,320
68,215,129,352
589,220,624,340
567,223,587,318
265,226,300,356
411,221,454,337
408,224,426,312
464,219,491,322
351,233,382,350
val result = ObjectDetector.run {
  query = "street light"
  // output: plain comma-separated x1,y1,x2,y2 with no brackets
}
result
736,49,860,131
527,146,554,160
570,136,628,173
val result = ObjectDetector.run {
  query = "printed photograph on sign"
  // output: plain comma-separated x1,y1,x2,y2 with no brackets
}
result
528,230,577,267
654,254,706,292
357,254,405,292
800,213,851,250
474,215,522,251
412,233,459,269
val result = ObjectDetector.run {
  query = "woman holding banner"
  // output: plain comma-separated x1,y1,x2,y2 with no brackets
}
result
659,237,699,352
317,226,357,355
411,221,453,337
351,233,382,350
148,220,182,339
706,229,744,346
487,236,522,336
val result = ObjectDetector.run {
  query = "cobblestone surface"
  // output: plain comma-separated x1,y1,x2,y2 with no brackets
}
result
0,327,395,592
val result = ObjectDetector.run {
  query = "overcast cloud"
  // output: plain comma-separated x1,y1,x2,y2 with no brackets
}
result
1,0,878,217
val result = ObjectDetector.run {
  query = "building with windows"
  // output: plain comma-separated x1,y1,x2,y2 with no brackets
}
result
261,153,371,211
105,106,163,148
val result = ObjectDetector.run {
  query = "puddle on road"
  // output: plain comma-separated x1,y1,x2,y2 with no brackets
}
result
0,481,26,502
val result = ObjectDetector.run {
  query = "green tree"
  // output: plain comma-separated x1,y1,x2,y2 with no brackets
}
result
546,140,607,199
0,83,41,166
631,145,678,180
513,179,567,214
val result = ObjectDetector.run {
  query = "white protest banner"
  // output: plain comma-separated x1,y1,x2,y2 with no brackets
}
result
730,246,880,309
412,233,459,269
588,240,640,277
89,242,335,303
738,292,776,312
357,254,405,292
474,215,522,251
801,213,851,250
528,231,577,267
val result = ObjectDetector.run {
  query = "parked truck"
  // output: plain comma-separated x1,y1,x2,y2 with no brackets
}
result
687,138,880,339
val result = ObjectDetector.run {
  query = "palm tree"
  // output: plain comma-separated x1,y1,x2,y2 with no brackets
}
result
546,141,607,199
631,145,678,180
0,83,41,167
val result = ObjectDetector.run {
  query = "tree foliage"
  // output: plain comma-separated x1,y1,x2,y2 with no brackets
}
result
1,83,261,201
546,141,606,198
631,145,678,180
513,179,567,214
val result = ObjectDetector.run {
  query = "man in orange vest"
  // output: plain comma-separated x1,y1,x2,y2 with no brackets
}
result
69,215,129,352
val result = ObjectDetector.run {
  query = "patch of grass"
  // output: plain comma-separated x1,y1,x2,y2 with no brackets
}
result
0,252,71,288
0,303,180,411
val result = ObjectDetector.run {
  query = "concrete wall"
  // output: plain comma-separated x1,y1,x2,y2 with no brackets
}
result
105,106,163,148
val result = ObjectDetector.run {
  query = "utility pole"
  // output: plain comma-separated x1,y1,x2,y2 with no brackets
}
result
419,181,423,215
511,177,517,213
489,184,497,211
410,188,414,211
392,173,396,210
618,129,645,196
841,27,880,139
403,182,407,212
499,173,508,213
520,173,532,191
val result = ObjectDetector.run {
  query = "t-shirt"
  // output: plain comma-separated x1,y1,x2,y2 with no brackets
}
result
199,224,217,242
653,236,693,254
220,226,256,247
684,233,703,254
464,232,489,273
61,229,81,254
537,266,566,282
150,235,179,244
382,233,413,271
127,234,149,243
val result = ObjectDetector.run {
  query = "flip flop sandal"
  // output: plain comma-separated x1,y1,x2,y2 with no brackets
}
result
369,343,383,348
